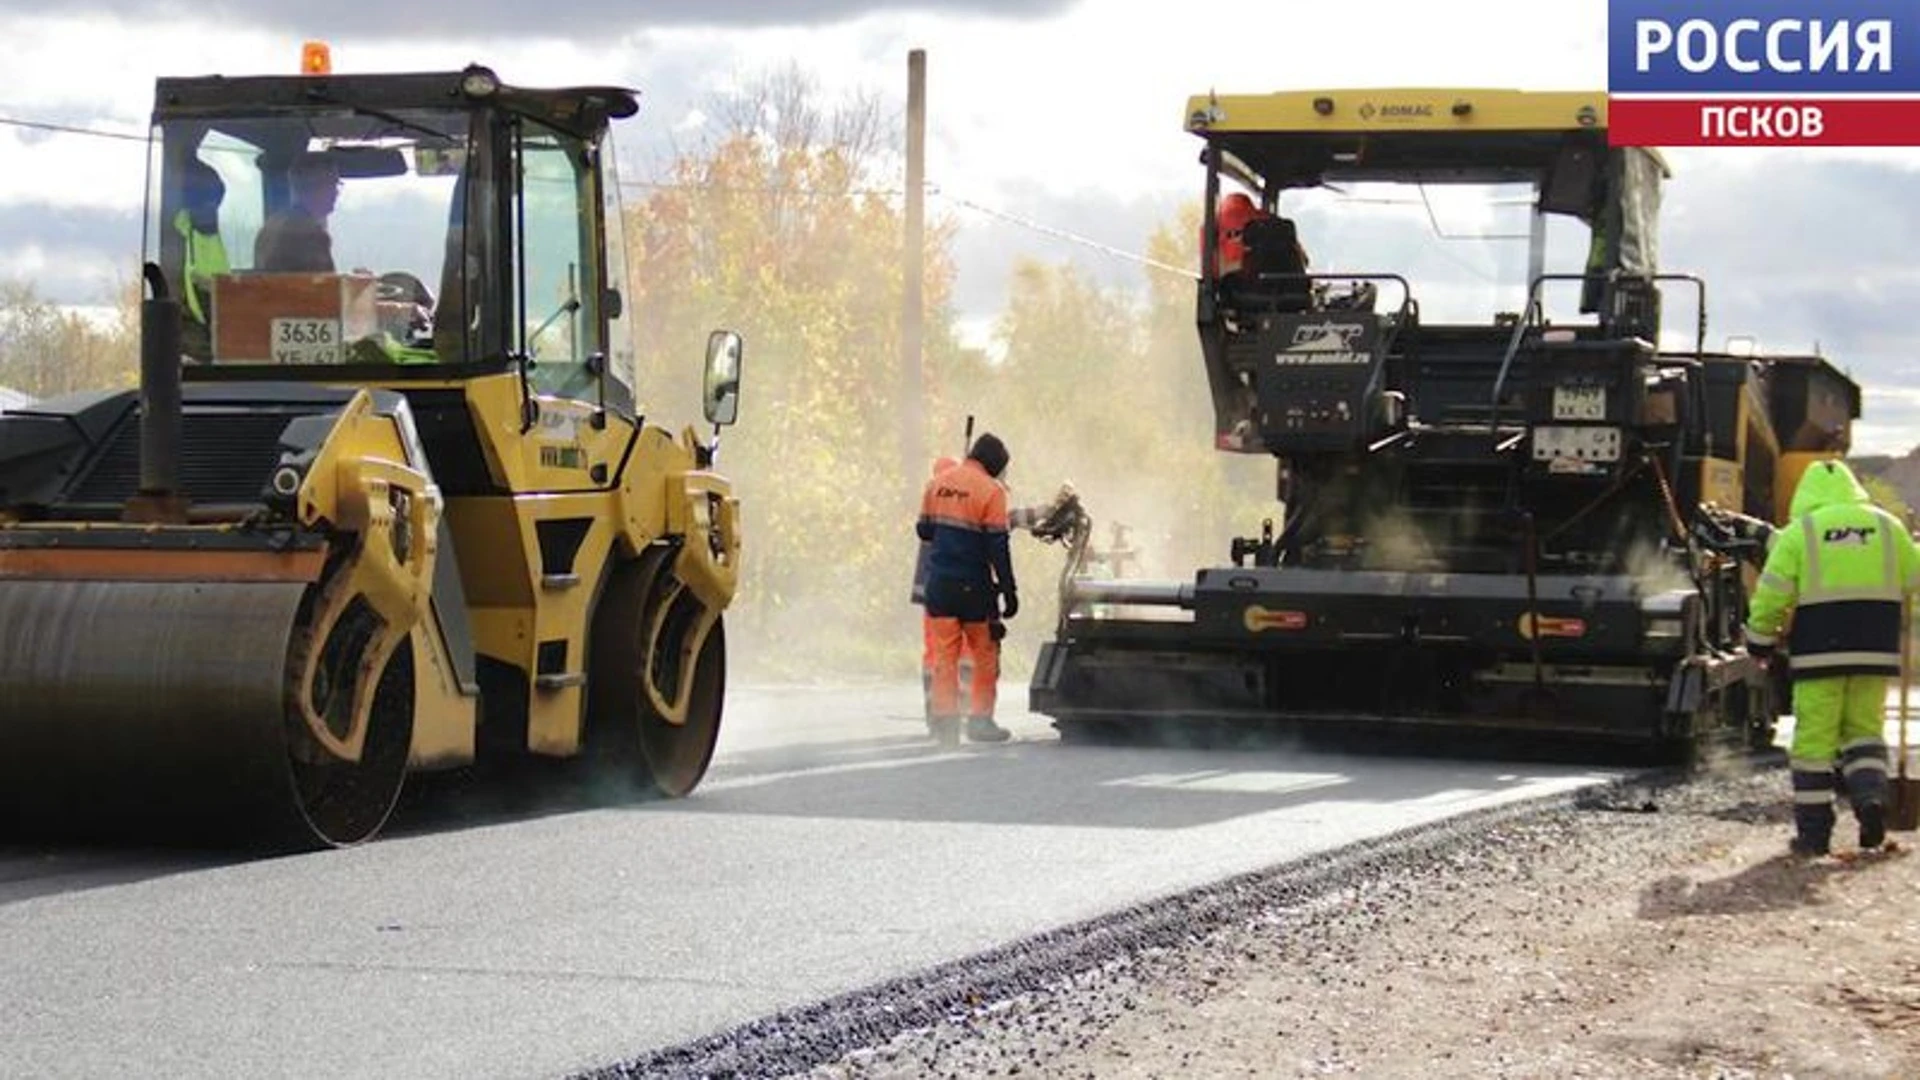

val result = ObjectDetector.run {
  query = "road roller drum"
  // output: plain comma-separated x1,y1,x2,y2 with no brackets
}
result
0,56,747,850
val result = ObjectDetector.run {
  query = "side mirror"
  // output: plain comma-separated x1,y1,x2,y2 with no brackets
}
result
703,329,743,427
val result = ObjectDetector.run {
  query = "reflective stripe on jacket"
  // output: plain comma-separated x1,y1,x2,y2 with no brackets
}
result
1745,459,1920,678
916,457,1015,593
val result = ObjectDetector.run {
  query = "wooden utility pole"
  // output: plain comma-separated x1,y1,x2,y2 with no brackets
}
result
901,48,927,493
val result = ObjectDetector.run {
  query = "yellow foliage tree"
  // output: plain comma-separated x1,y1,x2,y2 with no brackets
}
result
0,278,141,399
937,203,1281,675
620,66,968,679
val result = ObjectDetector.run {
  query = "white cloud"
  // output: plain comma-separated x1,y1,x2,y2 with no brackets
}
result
0,242,126,301
3,0,1920,458
0,125,148,211
1852,386,1920,456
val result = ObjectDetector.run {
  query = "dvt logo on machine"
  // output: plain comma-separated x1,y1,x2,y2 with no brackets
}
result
1289,322,1365,348
1608,0,1920,147
1277,321,1370,366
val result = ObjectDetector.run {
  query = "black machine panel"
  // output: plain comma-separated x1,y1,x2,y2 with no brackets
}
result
1520,336,1656,479
1249,312,1391,453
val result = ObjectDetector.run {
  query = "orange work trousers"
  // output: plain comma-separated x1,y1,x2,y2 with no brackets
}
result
924,614,998,720
917,614,975,672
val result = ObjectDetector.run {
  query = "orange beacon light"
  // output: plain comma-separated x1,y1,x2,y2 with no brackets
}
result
301,41,332,75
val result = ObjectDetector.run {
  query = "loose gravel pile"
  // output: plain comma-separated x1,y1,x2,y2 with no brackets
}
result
588,757,1920,1080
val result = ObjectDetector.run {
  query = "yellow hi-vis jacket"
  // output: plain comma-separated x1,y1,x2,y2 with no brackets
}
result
1745,459,1920,679
172,209,229,326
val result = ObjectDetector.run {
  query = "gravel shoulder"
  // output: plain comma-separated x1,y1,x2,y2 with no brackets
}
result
794,761,1920,1080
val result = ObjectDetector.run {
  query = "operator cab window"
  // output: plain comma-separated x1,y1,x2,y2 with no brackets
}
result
145,108,479,368
513,124,603,404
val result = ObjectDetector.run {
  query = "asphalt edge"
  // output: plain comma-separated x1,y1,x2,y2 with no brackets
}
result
577,760,1716,1079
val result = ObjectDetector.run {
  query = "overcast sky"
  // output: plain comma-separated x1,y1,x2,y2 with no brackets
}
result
3,0,1917,451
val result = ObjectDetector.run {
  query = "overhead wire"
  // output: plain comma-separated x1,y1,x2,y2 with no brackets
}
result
6,107,1525,290
929,187,1199,282
2,112,1159,271
0,115,148,143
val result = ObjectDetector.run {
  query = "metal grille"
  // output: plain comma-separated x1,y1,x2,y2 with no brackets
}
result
67,408,314,506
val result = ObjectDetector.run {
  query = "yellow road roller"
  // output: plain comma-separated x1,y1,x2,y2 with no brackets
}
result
0,55,745,850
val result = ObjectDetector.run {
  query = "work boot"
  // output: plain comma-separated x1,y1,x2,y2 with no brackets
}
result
1858,801,1887,850
965,716,1012,743
927,716,961,748
1789,832,1830,857
1790,800,1834,857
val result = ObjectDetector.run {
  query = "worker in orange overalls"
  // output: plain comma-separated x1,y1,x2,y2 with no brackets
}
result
912,454,1071,727
913,456,973,711
917,434,1022,746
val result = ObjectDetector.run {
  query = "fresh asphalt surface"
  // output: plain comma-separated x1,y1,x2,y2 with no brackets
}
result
0,682,1643,1080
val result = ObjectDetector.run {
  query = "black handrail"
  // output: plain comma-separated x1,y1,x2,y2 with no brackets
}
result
1240,272,1419,426
1487,272,1710,445
1242,271,1416,329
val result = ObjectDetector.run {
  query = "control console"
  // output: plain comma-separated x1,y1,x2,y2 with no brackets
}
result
1248,313,1392,454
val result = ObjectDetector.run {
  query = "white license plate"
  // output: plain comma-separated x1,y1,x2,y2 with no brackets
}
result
1531,425,1622,462
1551,384,1606,421
271,318,342,364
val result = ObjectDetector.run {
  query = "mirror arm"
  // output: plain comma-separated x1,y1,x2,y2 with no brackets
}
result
512,350,538,433
588,350,607,429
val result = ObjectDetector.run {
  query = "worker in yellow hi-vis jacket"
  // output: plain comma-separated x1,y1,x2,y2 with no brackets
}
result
1743,459,1920,856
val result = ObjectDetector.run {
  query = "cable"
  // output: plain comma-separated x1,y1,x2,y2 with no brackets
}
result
0,115,148,143
613,167,1199,282
931,188,1200,282
0,106,1364,288
615,178,909,197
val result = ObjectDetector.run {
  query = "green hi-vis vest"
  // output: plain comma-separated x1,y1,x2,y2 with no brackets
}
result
1745,459,1920,678
172,209,229,325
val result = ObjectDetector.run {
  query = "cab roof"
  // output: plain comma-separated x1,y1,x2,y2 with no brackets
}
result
1184,88,1667,190
152,65,639,141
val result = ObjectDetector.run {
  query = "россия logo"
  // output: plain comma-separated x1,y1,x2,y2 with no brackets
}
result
1608,0,1920,145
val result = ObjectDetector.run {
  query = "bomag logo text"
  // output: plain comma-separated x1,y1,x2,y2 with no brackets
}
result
1359,102,1433,120
540,445,586,470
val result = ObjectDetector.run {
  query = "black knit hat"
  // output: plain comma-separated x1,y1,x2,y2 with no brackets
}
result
969,432,1009,479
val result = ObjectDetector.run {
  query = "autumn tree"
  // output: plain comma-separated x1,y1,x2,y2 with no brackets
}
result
938,204,1280,674
0,278,141,399
620,65,969,677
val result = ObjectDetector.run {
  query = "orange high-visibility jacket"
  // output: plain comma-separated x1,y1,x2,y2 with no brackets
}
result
916,457,1015,593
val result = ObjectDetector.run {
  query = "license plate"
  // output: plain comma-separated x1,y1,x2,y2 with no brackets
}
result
1551,384,1606,421
271,318,342,364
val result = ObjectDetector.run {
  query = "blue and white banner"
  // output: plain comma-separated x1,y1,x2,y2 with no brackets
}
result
1608,0,1920,144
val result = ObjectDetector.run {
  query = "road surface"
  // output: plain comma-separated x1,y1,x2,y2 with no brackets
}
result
0,683,1631,1080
